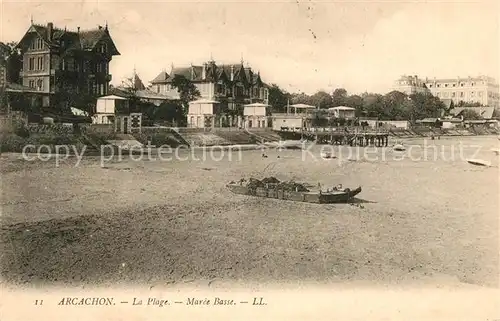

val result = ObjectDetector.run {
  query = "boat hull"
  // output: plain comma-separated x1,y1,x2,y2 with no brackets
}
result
227,184,362,204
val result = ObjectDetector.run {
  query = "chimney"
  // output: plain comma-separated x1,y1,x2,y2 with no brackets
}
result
230,65,234,81
77,26,80,33
98,25,102,30
202,62,207,80
190,65,194,80
47,22,53,41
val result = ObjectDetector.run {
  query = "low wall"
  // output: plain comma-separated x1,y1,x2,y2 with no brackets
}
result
84,124,114,133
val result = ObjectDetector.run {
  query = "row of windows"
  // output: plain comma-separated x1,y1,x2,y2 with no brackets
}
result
28,57,45,71
30,38,44,50
28,79,44,91
89,81,107,95
436,91,484,98
60,58,108,73
155,84,267,98
428,81,488,88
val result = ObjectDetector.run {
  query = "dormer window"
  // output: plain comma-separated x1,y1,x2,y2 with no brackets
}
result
99,43,107,53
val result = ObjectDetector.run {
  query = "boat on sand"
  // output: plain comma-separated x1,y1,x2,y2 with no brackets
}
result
466,159,491,167
262,140,304,150
227,177,362,204
393,143,406,151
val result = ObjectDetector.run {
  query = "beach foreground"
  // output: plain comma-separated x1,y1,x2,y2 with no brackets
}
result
1,136,498,288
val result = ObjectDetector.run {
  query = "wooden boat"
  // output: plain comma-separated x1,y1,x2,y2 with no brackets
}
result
321,151,336,159
227,180,362,204
393,143,406,151
466,158,491,167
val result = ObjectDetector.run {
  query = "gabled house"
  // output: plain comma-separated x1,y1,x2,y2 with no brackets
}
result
111,72,176,106
150,59,269,113
14,21,120,110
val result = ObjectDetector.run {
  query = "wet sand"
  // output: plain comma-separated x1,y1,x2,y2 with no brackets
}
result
1,136,498,288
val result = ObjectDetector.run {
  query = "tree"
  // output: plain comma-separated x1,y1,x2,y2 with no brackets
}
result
457,101,482,107
3,41,22,84
170,75,201,113
310,90,333,109
267,84,290,113
362,93,385,118
345,94,364,116
408,92,445,121
383,91,409,120
459,109,483,120
290,92,313,105
154,101,185,124
331,88,348,106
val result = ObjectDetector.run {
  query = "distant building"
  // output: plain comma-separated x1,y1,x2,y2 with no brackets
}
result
327,106,356,119
150,59,269,112
111,73,175,106
450,106,495,119
424,76,499,108
14,21,120,110
392,75,431,95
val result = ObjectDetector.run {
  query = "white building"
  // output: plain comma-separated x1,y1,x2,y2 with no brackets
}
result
243,103,269,128
93,95,128,124
328,106,356,119
187,99,219,128
392,75,431,95
424,76,499,108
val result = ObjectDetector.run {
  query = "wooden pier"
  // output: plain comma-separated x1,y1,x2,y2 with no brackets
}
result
277,128,390,147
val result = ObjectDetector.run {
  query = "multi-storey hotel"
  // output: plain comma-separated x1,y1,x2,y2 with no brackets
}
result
393,74,500,108
150,59,269,111
14,21,120,109
392,75,430,95
424,76,499,108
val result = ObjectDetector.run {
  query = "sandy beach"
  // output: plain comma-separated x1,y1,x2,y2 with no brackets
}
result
1,136,498,288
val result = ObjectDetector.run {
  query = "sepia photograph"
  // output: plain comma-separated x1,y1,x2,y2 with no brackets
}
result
0,0,499,320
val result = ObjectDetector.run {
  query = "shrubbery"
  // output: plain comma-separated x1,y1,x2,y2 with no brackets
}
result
134,132,182,147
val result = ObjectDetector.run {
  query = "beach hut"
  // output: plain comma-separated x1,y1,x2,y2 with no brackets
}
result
243,102,269,128
187,98,220,128
289,103,316,115
94,95,128,125
328,106,356,119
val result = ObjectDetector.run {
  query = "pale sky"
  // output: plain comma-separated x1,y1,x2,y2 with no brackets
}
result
1,0,498,95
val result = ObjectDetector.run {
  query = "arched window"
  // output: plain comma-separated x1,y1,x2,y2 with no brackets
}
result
36,79,43,91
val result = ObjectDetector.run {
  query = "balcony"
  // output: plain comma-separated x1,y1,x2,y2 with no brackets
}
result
20,70,50,77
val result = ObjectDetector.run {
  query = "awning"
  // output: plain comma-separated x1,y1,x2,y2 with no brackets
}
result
289,103,315,109
244,103,269,107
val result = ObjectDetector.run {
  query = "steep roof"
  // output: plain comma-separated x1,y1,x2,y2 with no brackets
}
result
151,71,169,84
452,106,494,119
150,61,266,86
16,23,120,55
133,74,146,91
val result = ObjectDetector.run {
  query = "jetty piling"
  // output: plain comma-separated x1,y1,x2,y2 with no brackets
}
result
278,129,389,147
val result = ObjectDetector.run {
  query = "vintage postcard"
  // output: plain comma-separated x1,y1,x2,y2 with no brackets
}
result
0,0,499,320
